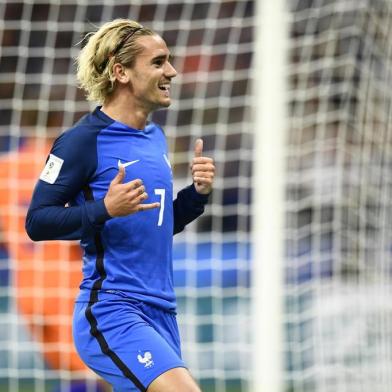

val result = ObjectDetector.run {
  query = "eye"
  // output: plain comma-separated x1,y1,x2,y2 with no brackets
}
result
153,59,164,67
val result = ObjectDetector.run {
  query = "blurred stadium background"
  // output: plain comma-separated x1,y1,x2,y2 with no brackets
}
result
0,0,392,391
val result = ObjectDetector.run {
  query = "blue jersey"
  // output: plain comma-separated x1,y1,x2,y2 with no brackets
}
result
26,107,208,312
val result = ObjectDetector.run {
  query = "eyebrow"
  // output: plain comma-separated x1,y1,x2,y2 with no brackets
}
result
151,54,174,63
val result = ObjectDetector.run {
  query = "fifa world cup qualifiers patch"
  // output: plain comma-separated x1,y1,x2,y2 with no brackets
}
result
39,154,64,184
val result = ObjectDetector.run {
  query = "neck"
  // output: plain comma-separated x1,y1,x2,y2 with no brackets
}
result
101,91,150,130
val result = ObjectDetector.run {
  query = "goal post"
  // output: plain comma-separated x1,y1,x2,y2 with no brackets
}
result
252,0,287,391
253,0,392,391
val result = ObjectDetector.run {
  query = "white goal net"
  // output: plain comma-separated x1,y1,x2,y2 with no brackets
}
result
284,0,392,391
0,1,391,392
0,1,253,392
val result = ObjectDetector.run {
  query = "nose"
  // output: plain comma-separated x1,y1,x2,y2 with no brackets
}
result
165,61,177,78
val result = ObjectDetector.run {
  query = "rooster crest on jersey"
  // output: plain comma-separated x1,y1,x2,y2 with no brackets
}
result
137,351,154,368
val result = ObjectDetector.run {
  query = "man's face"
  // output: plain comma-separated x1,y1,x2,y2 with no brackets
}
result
126,35,177,112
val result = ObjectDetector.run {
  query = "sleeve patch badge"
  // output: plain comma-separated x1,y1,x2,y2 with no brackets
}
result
39,154,64,184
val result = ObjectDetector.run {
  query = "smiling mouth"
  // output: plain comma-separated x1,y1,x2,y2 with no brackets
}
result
158,84,170,92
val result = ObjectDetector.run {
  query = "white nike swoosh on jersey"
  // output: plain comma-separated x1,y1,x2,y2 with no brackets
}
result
118,159,140,168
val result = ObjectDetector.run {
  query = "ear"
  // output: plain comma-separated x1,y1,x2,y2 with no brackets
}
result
112,63,130,84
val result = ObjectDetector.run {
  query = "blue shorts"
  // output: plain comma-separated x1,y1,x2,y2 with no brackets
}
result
73,296,186,392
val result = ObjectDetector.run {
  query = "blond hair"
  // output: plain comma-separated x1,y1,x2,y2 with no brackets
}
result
76,19,155,104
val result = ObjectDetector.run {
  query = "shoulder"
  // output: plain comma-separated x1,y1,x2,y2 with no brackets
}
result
53,107,115,155
49,108,115,176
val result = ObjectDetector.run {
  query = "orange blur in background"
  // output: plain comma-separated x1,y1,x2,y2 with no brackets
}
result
0,137,87,373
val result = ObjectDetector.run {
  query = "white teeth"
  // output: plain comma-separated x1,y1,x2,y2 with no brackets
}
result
159,84,170,90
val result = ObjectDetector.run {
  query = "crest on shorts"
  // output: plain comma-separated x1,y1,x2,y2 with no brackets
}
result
137,351,154,368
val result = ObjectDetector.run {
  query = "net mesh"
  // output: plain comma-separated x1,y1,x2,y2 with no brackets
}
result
0,1,253,392
286,1,392,391
1,1,392,392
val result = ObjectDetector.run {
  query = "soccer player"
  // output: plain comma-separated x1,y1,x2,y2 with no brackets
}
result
25,19,215,392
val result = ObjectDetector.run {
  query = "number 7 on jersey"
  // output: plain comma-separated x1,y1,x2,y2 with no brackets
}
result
154,188,165,226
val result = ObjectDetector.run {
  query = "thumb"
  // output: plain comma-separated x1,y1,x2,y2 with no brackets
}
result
112,165,125,185
194,138,203,158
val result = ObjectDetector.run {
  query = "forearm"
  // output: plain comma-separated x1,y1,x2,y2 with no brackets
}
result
173,184,210,235
26,199,110,241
